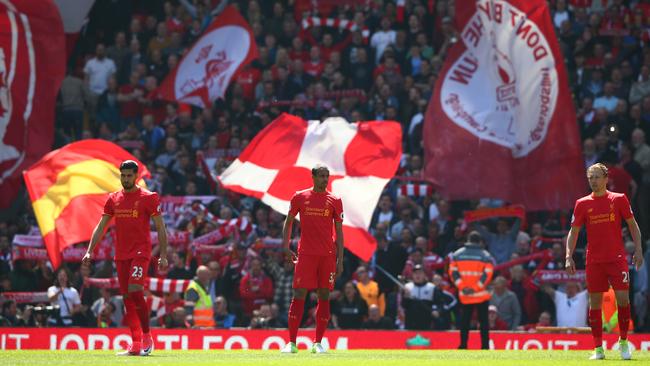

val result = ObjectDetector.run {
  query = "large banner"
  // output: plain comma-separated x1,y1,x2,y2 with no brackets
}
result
0,328,648,351
0,0,65,208
423,0,584,211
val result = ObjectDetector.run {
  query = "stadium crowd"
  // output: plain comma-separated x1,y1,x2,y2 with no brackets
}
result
1,0,650,335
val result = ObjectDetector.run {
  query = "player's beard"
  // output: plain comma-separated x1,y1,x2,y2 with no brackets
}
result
121,181,134,190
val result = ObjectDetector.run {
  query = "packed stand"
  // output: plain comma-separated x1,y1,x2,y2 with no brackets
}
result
1,0,649,334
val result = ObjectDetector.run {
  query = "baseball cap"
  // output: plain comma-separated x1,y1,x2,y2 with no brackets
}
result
413,264,424,272
488,305,498,312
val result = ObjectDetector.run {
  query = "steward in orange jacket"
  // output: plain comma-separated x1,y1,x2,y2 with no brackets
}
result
449,231,495,350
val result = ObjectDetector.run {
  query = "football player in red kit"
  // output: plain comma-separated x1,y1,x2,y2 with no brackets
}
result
83,160,169,356
566,163,644,360
281,164,344,353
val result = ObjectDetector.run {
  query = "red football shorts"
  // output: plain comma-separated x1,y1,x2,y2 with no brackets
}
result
585,259,630,293
293,254,336,290
116,257,150,294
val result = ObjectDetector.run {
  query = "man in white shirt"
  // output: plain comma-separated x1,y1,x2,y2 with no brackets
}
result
83,43,116,113
544,282,588,327
370,17,396,64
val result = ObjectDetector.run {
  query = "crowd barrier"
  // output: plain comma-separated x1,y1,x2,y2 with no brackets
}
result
1,328,648,351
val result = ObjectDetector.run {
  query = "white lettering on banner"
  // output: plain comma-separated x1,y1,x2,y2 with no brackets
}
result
60,334,85,350
203,336,223,350
88,335,110,350
113,335,130,350
0,334,28,349
522,340,543,350
642,341,650,351
159,335,181,350
444,0,558,158
224,335,248,350
3,329,647,351
261,336,285,350
555,340,578,351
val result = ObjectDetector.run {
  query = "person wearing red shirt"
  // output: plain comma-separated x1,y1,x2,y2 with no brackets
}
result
83,160,169,356
281,165,344,354
238,257,274,317
566,163,643,360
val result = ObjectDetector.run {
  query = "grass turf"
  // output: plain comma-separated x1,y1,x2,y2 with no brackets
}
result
1,350,649,366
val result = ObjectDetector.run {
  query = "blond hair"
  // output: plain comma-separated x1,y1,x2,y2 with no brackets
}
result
587,163,608,177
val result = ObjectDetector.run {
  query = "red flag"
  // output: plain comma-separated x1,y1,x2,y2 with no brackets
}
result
218,114,402,261
156,5,258,108
0,0,65,208
423,0,584,211
23,140,150,268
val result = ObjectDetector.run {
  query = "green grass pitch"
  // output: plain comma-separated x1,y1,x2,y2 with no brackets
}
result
1,350,649,365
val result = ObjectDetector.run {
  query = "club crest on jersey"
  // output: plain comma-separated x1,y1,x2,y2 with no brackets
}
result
440,0,557,158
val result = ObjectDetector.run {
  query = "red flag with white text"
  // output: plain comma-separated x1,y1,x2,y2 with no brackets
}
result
156,5,258,108
218,114,402,260
0,0,65,208
423,0,584,210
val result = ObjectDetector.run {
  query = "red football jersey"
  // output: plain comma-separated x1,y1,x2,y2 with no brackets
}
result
289,189,344,256
571,191,634,264
103,186,161,260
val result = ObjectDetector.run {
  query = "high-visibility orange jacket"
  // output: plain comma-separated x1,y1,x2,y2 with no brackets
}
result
448,244,495,304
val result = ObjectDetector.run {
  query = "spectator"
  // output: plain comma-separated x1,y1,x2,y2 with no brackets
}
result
518,311,552,332
370,17,396,64
489,276,522,330
90,288,124,327
332,281,368,329
543,282,588,327
59,68,87,139
249,303,283,329
184,265,215,328
0,300,27,326
83,43,117,113
361,304,394,330
474,218,522,264
487,304,509,331
165,307,191,329
264,252,293,320
47,267,83,326
238,257,273,318
593,82,620,112
355,266,385,316
214,296,236,329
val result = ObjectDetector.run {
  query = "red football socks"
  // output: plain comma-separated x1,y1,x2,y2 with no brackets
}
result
589,309,602,348
130,291,150,334
618,305,631,340
123,296,142,342
315,300,330,343
288,298,305,344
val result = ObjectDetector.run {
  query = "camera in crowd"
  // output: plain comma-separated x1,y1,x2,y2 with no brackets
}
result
30,304,60,316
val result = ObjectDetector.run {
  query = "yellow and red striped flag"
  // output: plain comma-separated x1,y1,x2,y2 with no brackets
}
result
23,140,150,268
